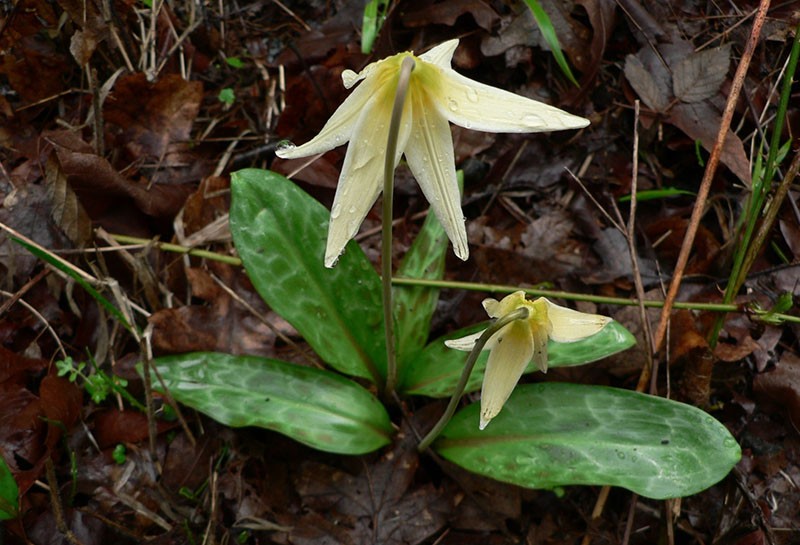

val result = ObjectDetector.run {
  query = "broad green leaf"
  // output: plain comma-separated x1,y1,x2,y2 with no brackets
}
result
522,0,579,87
394,175,461,372
435,383,740,499
151,352,393,455
0,455,18,520
401,320,636,397
230,169,386,383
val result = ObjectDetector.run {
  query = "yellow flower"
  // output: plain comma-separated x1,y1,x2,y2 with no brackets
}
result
445,291,611,430
276,39,589,267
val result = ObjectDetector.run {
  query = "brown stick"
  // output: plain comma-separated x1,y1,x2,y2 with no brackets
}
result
651,0,771,355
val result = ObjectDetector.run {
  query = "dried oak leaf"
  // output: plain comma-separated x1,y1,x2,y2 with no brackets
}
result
0,34,70,104
45,129,194,220
291,431,450,545
402,0,499,33
103,73,206,184
149,264,277,356
0,350,81,495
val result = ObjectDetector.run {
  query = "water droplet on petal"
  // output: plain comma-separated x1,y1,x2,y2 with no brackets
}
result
463,120,473,129
275,140,295,153
348,206,356,214
331,203,342,219
523,113,545,126
446,97,458,112
465,87,479,102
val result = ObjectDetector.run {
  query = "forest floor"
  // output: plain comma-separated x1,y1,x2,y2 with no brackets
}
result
1,1,800,544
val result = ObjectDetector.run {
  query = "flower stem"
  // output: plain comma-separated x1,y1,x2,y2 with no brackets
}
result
417,307,530,452
383,56,415,398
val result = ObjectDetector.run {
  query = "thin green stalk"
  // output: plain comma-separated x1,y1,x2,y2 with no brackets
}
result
418,307,530,452
383,56,416,397
391,276,800,324
708,25,800,347
109,233,244,265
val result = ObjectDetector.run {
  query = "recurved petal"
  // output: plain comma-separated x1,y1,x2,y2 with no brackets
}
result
543,298,612,342
324,84,411,267
430,68,590,134
275,73,376,160
480,321,534,430
419,39,459,68
444,330,485,351
404,90,469,261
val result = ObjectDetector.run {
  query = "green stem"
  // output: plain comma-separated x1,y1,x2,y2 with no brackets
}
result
383,56,415,397
109,234,244,265
391,277,800,324
418,307,530,452
102,234,800,324
708,25,800,347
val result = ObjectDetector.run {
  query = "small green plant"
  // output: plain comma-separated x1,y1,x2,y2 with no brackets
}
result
218,88,235,106
112,444,127,465
57,357,144,410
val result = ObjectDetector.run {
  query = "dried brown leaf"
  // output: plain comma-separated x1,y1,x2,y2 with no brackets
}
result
754,353,800,427
673,45,731,103
624,53,670,112
45,153,92,247
292,431,449,545
669,102,752,184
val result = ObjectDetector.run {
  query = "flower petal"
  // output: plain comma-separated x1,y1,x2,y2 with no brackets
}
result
480,321,534,430
404,89,469,261
419,39,459,68
543,298,612,342
324,84,412,267
483,291,527,318
531,323,549,373
429,68,590,134
444,330,485,351
275,73,377,160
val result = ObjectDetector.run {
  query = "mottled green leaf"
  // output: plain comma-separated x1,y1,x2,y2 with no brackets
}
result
402,320,636,397
230,169,385,383
152,352,393,455
435,383,740,499
0,455,18,520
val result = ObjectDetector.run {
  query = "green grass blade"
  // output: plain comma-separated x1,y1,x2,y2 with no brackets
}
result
230,169,386,383
522,0,579,86
361,0,388,54
151,352,393,455
435,383,740,499
0,455,19,520
10,237,133,332
401,320,636,397
618,187,695,202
